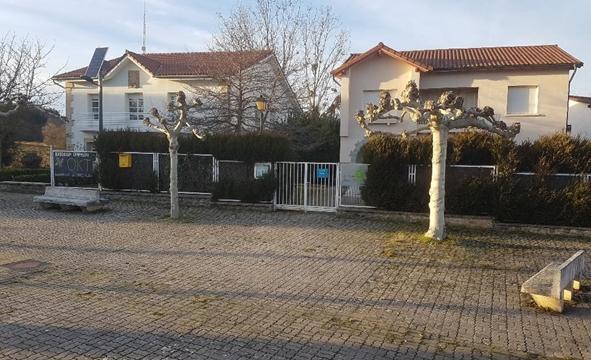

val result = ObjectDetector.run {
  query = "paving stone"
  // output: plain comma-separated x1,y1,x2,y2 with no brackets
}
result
0,192,590,359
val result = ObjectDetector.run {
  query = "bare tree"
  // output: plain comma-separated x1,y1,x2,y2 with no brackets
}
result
0,34,60,168
144,91,204,219
356,81,520,240
0,33,58,117
190,53,295,134
211,0,349,112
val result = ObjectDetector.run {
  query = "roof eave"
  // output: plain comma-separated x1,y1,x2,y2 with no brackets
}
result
331,42,432,77
428,63,582,73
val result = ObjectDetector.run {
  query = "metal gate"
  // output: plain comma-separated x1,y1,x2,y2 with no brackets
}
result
275,162,339,212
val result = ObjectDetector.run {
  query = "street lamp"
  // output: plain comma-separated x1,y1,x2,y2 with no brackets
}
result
81,72,103,133
255,95,267,134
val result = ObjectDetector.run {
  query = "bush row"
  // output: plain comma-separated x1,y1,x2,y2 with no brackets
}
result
0,168,50,182
95,130,294,163
361,131,591,173
360,131,591,227
211,172,276,203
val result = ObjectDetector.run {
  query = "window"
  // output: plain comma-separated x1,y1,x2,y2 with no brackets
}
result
362,89,396,107
128,70,140,88
507,86,538,115
168,92,178,105
89,95,99,120
421,88,478,109
128,94,144,121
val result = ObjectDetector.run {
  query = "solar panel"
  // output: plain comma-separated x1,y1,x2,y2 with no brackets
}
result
84,47,109,78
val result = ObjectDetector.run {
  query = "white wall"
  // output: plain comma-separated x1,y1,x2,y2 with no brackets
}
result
338,53,572,162
66,58,214,149
569,99,591,137
420,69,571,142
340,54,421,162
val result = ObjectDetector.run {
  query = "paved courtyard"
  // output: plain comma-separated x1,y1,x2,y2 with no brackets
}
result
0,192,590,359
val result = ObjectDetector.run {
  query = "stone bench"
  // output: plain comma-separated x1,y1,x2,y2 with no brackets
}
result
521,250,586,312
33,186,108,213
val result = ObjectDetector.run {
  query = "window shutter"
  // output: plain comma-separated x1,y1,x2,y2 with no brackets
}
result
507,86,538,115
128,70,140,88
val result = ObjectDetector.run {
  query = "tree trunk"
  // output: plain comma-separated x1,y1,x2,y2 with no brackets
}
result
425,125,449,240
169,134,180,219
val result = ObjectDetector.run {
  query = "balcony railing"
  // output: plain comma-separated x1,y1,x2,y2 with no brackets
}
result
72,112,147,131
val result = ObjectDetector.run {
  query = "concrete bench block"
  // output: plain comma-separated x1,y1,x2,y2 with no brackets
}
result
33,186,107,213
521,250,585,313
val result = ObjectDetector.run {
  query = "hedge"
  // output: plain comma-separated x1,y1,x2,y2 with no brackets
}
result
95,130,294,162
211,172,276,203
0,168,50,183
361,131,591,227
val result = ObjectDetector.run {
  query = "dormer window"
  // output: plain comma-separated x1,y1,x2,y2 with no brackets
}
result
128,70,140,88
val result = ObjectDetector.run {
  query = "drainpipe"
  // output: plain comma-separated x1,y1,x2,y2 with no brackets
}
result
52,79,65,89
332,75,341,88
566,65,578,134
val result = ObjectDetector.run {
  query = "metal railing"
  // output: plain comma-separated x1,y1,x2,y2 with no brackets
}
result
71,112,146,130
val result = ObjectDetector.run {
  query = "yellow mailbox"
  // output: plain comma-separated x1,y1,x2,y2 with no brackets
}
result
118,153,132,168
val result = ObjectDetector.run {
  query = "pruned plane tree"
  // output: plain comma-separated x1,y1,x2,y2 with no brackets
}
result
355,80,520,240
144,90,204,219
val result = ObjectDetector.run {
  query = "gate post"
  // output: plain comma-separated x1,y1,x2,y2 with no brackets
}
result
49,146,55,187
336,163,341,209
272,163,277,211
303,163,308,212
153,153,160,191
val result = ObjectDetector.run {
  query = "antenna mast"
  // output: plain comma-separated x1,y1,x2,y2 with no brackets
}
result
141,0,146,54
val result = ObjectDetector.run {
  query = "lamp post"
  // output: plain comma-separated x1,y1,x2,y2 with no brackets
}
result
81,72,103,133
255,95,267,134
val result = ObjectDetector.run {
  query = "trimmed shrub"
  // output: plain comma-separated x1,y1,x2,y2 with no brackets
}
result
0,168,50,182
211,172,276,203
360,131,591,226
446,176,498,216
497,176,591,227
274,111,340,162
95,130,294,162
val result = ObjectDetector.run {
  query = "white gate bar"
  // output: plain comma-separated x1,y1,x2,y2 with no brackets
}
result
152,153,159,186
303,163,308,210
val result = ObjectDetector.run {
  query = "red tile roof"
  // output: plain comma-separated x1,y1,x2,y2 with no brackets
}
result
53,50,274,80
332,43,583,76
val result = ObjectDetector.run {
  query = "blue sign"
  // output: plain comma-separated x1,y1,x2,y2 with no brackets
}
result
316,168,329,179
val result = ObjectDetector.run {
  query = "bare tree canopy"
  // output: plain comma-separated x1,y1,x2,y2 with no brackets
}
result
190,52,296,134
0,33,59,118
211,0,349,112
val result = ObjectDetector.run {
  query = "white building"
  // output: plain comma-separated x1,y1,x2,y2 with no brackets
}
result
53,49,299,150
569,95,591,137
331,43,584,162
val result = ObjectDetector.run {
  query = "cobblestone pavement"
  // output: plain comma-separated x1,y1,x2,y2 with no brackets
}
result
0,192,590,360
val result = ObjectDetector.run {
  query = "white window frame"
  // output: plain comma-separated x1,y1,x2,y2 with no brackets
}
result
89,95,99,120
507,86,539,116
168,92,178,105
128,94,144,121
362,89,397,106
361,89,397,124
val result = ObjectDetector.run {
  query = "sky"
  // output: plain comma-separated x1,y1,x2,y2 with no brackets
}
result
0,0,589,112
